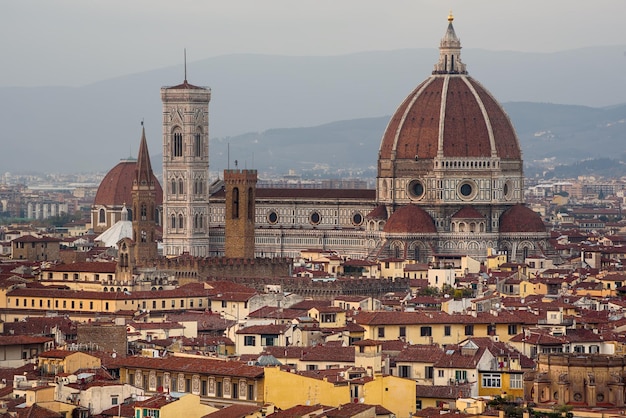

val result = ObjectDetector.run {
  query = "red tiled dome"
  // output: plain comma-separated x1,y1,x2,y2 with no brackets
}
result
499,204,545,233
94,159,163,207
379,76,520,161
383,205,436,234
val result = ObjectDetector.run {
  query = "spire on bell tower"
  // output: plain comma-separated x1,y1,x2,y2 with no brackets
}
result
135,122,154,187
433,12,467,75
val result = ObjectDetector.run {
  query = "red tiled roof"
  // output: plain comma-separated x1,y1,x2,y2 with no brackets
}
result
43,261,117,273
11,235,61,243
113,355,263,378
0,335,53,346
212,188,375,201
236,324,290,335
204,403,263,418
365,205,387,220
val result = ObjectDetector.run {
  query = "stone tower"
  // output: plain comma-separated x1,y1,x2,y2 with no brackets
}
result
224,169,257,259
132,126,159,265
161,78,211,257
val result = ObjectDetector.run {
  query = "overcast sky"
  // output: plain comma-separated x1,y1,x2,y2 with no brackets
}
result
2,0,625,87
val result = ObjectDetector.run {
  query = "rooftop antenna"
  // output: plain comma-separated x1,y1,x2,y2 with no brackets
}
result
184,48,187,83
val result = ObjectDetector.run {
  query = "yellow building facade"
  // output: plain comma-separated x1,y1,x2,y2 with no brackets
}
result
263,367,415,418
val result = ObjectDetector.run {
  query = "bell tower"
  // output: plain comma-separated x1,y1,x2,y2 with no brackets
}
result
224,169,257,259
132,125,159,265
161,75,211,257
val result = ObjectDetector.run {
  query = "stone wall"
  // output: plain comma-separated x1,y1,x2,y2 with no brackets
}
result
77,323,127,355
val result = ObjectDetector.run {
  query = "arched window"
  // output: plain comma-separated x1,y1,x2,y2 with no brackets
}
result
98,208,105,223
179,179,184,195
232,187,240,219
141,204,147,221
247,187,254,220
178,214,184,229
170,215,176,229
171,179,177,195
141,230,147,243
172,131,183,157
194,214,199,229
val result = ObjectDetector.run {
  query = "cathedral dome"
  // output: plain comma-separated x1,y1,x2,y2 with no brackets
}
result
379,76,520,161
376,15,524,209
378,15,520,163
94,159,163,207
383,205,436,234
499,204,546,233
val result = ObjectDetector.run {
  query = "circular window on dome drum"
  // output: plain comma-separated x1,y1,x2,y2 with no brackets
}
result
503,180,513,200
267,210,278,225
408,179,425,200
352,212,363,226
310,211,321,225
458,180,478,201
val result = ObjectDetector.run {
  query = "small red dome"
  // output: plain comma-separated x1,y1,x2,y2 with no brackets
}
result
383,205,436,234
499,204,545,233
94,159,163,207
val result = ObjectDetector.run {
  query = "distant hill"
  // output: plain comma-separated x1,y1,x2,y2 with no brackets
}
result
0,46,625,174
208,102,626,179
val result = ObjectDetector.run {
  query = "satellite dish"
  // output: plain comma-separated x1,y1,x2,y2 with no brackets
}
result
112,353,117,358
495,303,500,309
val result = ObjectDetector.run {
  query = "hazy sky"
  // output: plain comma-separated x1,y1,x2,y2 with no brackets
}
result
2,0,625,87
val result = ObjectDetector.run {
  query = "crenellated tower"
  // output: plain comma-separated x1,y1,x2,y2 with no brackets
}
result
224,169,257,259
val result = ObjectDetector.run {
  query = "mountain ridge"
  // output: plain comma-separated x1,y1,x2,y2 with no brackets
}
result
0,46,624,174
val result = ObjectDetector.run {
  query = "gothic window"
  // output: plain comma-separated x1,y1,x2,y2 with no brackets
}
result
141,204,147,221
178,214,184,229
194,129,202,157
170,215,176,229
232,187,240,219
141,230,147,242
172,131,183,157
179,179,184,195
98,208,105,223
171,179,176,195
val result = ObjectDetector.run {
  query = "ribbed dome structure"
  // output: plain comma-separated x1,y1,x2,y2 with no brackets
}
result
383,205,436,234
376,14,524,209
499,204,546,233
94,159,163,207
379,76,520,161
